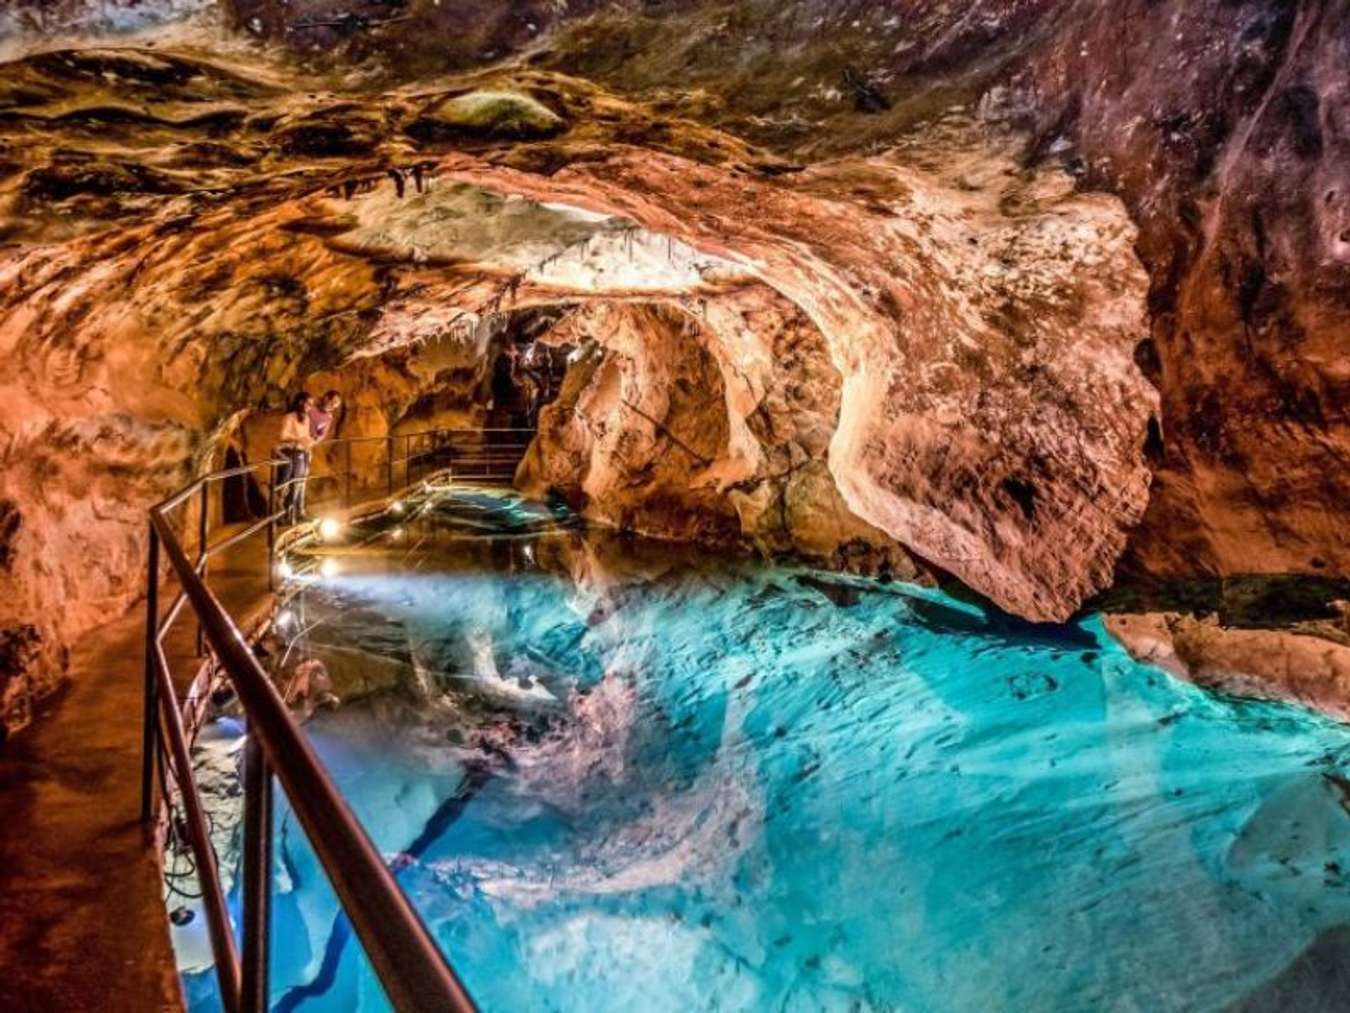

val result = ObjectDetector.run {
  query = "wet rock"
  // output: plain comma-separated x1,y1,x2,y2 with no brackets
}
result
1105,612,1350,720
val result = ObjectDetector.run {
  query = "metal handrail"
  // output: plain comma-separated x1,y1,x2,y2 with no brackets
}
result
140,424,534,1013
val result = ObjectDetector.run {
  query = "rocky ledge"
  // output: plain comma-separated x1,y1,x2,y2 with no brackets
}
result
1103,576,1350,719
1107,612,1350,720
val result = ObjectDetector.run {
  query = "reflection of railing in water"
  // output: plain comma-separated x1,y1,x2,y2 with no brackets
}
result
140,429,522,1012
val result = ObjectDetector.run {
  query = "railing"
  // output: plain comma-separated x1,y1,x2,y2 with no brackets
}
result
141,425,533,1012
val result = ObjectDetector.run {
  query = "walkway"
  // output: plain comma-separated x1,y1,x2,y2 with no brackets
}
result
0,530,273,1012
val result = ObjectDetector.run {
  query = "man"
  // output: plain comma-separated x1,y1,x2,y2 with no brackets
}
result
309,390,342,443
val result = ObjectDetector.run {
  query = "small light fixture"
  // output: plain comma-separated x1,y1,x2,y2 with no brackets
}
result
318,517,343,542
275,609,294,629
319,558,339,580
277,560,294,580
390,500,405,516
389,527,405,542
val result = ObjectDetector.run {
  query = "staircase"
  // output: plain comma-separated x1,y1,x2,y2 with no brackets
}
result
438,421,535,483
422,347,566,483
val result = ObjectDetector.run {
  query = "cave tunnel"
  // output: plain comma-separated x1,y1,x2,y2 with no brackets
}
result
2,3,1350,1012
484,307,575,428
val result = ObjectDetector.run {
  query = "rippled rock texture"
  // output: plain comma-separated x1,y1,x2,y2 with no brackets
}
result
1,0,1346,728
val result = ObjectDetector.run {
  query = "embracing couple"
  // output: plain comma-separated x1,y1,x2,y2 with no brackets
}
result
276,389,342,524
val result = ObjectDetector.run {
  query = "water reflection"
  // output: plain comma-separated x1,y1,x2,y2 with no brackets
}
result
184,488,1350,1012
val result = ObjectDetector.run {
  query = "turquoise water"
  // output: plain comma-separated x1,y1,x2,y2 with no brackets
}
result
179,489,1350,1011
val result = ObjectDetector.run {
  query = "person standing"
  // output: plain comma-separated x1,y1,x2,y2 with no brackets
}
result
277,391,316,523
309,390,342,443
520,343,546,424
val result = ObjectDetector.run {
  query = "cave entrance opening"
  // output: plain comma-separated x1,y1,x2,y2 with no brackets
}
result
221,445,266,524
417,306,577,483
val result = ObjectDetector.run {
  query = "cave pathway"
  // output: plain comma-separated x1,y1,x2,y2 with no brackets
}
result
0,531,276,1012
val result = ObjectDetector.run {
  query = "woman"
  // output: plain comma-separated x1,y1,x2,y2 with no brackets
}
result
308,389,342,443
276,391,316,523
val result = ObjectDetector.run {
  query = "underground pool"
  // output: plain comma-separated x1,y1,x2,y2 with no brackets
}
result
173,488,1350,1011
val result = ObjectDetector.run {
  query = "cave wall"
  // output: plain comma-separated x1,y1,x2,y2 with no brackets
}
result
531,0,1350,583
3,1,1294,731
519,296,928,582
1008,0,1350,579
9,2,1338,590
560,0,1350,583
223,0,1349,581
521,302,740,543
520,293,933,580
0,39,1159,731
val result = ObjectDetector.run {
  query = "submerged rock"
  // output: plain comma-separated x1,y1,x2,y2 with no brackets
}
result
1231,925,1350,1012
253,491,1350,1010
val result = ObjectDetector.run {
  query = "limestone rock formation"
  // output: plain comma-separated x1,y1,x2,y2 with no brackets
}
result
1106,610,1350,720
0,27,1148,731
231,0,1350,583
408,91,568,143
0,0,1344,729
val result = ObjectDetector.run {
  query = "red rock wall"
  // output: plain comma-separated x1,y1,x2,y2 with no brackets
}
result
1009,0,1350,580
227,0,1348,583
0,16,1207,731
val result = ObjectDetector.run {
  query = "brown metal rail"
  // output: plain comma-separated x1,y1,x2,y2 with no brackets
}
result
140,426,531,1012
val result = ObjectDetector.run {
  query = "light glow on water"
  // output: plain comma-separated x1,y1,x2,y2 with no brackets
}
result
177,490,1350,1011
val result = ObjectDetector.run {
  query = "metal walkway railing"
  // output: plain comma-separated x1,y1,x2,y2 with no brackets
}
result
141,425,533,1012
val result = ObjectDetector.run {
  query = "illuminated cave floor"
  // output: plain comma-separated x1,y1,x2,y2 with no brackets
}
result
176,489,1350,1011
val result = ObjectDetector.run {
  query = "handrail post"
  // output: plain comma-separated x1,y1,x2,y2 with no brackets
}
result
344,439,353,509
196,482,209,658
153,641,243,1011
266,461,277,592
140,523,160,825
240,734,273,1013
386,434,393,496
